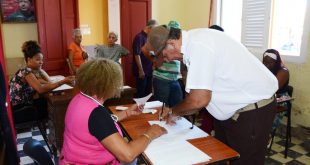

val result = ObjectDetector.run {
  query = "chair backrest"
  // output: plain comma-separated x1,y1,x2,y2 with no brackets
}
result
23,139,54,165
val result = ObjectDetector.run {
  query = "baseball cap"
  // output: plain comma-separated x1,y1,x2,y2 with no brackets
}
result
145,25,170,55
168,20,181,29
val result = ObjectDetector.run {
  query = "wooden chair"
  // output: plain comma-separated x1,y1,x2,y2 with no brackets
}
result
268,85,293,158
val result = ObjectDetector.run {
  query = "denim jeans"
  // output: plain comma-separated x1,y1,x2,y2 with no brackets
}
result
153,77,183,107
135,75,152,98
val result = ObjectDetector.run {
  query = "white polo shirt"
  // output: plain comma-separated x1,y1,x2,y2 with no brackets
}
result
181,29,278,120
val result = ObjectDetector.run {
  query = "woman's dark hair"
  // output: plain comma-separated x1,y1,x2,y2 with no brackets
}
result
263,49,283,74
22,40,42,62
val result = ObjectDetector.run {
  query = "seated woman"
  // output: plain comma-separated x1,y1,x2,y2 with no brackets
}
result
263,49,290,131
60,59,167,165
95,31,129,63
9,40,74,123
68,28,88,75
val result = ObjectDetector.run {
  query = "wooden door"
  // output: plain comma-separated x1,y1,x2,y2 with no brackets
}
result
120,0,152,87
36,0,79,76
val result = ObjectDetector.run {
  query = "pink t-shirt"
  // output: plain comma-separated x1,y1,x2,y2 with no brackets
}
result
59,93,122,165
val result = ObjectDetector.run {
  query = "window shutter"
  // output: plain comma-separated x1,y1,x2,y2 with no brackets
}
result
241,0,271,49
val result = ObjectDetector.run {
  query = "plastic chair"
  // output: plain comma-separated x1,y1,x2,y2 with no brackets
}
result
268,85,293,158
23,139,54,165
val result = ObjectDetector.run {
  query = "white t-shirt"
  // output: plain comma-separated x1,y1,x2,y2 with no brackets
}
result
181,29,278,120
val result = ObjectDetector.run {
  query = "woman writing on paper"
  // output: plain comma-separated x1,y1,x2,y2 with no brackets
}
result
9,40,74,123
60,59,167,165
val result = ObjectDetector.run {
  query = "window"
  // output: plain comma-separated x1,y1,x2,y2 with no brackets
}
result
217,0,310,63
221,0,243,42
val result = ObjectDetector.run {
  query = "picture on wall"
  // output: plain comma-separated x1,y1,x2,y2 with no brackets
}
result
1,0,36,23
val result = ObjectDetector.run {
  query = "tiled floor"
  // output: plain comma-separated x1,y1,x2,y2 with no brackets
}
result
265,135,310,165
17,127,310,165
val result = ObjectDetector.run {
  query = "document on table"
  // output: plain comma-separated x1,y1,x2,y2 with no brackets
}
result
145,117,211,164
145,141,211,165
149,117,208,141
49,75,65,83
144,100,162,109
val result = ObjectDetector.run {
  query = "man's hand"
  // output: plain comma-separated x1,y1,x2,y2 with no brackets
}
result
138,69,145,79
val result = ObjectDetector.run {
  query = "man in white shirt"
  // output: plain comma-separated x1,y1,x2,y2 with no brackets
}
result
143,26,278,165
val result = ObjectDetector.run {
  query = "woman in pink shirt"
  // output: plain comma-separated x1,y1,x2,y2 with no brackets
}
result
60,59,166,165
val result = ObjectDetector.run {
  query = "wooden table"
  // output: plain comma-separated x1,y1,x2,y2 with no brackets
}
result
109,104,240,164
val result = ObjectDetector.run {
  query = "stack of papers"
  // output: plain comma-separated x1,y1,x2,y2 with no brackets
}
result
145,117,211,164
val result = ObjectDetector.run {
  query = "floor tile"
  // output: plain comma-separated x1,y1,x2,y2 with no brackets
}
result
20,156,34,164
17,137,32,145
17,143,24,151
296,155,310,164
17,131,32,139
290,145,308,155
32,135,44,141
280,149,303,159
271,143,286,153
269,153,293,163
31,130,41,136
291,137,303,145
276,140,295,148
264,157,283,165
286,160,306,165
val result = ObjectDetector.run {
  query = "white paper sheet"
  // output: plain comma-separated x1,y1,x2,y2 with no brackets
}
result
145,140,211,165
133,93,152,106
149,117,208,141
52,84,73,91
122,85,131,89
49,75,65,83
144,100,163,109
143,109,157,114
115,106,157,114
145,117,210,164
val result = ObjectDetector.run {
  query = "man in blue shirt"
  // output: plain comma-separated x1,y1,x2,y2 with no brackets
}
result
132,19,158,97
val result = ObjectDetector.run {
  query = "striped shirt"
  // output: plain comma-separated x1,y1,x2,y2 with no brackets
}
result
153,60,180,81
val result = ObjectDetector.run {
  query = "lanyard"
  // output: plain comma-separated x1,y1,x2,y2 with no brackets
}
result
80,92,118,122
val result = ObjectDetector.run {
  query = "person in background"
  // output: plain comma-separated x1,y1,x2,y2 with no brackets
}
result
144,26,278,165
60,59,166,165
9,41,74,123
68,28,88,75
5,0,35,22
132,19,158,97
263,49,290,131
95,31,129,64
151,21,183,107
200,25,224,134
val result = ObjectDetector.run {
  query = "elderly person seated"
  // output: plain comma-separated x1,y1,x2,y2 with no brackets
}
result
95,31,129,63
68,28,88,74
263,49,290,131
59,59,166,165
9,40,74,123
